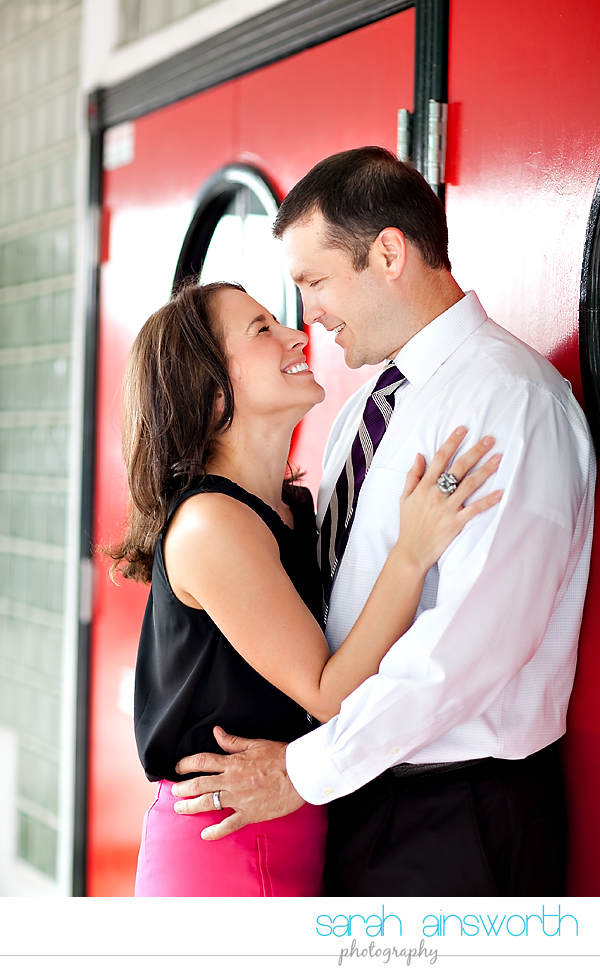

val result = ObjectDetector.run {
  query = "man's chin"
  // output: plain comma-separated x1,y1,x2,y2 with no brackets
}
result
342,348,365,369
343,348,381,370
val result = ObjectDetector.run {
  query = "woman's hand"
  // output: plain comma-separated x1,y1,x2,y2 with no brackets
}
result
395,426,502,573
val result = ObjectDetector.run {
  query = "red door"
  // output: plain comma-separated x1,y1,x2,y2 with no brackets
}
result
89,0,600,898
89,9,415,896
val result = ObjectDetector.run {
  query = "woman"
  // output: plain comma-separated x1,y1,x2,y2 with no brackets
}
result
108,281,502,897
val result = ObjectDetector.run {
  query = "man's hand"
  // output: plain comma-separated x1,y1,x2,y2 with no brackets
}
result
171,726,305,840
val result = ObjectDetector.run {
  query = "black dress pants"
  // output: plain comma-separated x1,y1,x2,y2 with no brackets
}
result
324,743,566,896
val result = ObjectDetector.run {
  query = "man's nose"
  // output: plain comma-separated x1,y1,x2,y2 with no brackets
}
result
301,292,324,327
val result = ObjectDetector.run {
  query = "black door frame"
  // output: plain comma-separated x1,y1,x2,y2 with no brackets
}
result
76,0,449,895
579,175,600,449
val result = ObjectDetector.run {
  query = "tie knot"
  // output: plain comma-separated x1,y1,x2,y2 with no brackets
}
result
372,363,404,394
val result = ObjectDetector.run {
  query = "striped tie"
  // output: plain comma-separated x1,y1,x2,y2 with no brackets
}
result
318,362,405,620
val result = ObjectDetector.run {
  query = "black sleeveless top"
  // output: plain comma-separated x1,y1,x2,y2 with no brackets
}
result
134,475,323,782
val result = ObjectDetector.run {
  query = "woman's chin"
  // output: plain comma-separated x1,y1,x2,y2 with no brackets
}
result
313,381,326,405
306,382,326,409
295,389,326,424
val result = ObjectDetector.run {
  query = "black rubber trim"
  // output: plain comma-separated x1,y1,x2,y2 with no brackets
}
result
73,90,104,897
174,164,283,283
579,175,600,448
414,0,449,196
174,163,305,327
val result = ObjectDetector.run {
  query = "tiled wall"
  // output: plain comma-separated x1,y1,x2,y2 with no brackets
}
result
0,0,80,886
118,0,217,45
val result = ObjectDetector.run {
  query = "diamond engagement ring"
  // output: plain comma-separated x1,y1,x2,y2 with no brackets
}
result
437,471,459,495
212,791,223,811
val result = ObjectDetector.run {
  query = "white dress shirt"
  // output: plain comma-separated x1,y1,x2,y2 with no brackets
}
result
286,291,596,805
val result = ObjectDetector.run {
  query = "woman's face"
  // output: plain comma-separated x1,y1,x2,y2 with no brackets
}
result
215,288,325,421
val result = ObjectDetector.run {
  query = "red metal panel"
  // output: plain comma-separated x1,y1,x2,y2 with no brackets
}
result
237,14,415,198
104,81,238,208
447,0,600,894
89,11,415,896
446,0,600,398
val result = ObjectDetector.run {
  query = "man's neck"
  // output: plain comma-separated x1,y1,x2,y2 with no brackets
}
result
389,270,465,359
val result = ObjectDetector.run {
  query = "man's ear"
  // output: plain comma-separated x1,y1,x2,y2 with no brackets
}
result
373,227,407,280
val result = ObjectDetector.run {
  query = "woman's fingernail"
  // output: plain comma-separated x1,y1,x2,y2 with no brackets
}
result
491,454,501,464
455,426,466,434
482,436,494,446
201,828,214,840
174,801,184,813
171,785,180,796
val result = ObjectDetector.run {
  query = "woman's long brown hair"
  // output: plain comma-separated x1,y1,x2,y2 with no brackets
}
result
105,281,244,584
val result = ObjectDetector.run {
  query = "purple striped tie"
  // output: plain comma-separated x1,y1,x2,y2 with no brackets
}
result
318,362,405,619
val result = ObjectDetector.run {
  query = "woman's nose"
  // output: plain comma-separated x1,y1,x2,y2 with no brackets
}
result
293,328,308,348
281,322,308,348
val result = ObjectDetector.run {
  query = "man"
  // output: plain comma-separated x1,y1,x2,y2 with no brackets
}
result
172,147,595,894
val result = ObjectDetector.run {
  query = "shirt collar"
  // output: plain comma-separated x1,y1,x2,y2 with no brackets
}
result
391,291,488,389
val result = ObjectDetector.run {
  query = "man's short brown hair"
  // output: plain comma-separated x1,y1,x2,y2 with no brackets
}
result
273,146,451,272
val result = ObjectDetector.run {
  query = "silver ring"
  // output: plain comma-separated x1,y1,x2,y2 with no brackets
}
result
212,791,223,811
437,471,459,495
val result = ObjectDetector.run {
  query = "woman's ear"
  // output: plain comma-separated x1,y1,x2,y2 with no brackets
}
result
213,389,225,420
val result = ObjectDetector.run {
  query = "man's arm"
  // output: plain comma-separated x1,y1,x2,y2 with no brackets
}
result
174,382,594,834
286,382,594,803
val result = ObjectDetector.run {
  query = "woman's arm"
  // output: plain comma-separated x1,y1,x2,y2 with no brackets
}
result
164,428,502,722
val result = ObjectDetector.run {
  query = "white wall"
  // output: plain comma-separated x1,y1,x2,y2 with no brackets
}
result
81,0,286,92
0,726,59,896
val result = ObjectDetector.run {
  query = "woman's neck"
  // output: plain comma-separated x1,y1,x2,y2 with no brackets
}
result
206,417,295,522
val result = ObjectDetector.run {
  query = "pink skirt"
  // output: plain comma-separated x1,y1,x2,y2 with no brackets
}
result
135,780,328,896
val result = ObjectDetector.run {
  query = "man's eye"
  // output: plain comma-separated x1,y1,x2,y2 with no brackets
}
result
258,324,270,333
309,280,321,288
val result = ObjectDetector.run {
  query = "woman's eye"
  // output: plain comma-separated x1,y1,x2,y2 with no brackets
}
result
258,325,270,333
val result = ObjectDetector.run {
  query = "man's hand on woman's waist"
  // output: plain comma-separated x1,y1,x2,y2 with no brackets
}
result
172,726,305,839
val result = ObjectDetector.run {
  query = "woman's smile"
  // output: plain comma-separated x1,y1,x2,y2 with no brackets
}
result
282,360,310,374
215,288,325,414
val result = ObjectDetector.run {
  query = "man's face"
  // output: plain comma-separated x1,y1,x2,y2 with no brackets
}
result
282,210,402,369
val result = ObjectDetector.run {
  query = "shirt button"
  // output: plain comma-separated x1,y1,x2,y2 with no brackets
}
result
324,788,333,796
390,747,399,755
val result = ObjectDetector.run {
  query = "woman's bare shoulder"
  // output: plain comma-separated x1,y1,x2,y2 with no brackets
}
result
166,490,277,551
163,490,281,609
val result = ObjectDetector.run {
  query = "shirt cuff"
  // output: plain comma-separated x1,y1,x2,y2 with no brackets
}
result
286,722,351,805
